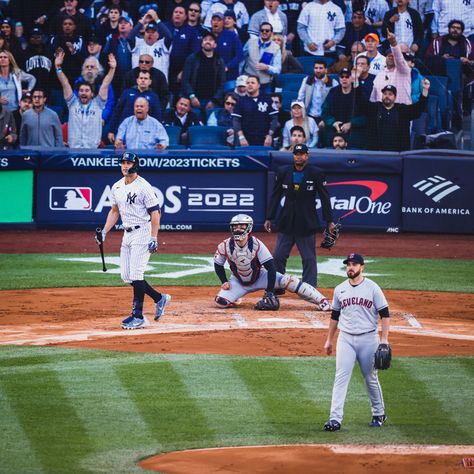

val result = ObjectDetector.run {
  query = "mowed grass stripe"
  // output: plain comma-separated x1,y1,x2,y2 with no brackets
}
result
381,357,474,444
115,359,216,452
231,358,329,442
395,357,474,440
0,368,95,474
0,386,45,474
172,357,280,446
55,363,161,473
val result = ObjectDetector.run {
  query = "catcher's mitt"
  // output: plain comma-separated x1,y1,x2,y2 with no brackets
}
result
320,221,341,250
254,291,280,311
374,343,392,370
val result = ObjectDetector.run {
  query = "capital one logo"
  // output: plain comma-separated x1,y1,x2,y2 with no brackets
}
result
50,187,92,210
412,176,460,202
322,180,391,217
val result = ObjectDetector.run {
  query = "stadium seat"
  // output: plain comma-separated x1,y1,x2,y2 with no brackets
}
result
164,125,181,145
275,73,306,92
281,90,298,111
188,144,230,150
235,145,273,150
295,56,335,75
188,126,228,145
426,95,442,134
167,144,187,150
425,75,452,129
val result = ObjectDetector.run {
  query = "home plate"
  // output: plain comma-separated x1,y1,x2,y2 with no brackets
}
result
257,318,299,323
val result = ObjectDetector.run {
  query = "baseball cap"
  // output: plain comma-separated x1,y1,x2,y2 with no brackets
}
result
119,15,133,25
87,34,101,44
291,99,305,109
364,32,379,43
29,27,44,37
343,253,364,265
211,11,224,20
236,75,248,87
145,21,158,31
339,67,352,77
1,19,10,27
293,143,308,154
224,9,236,20
381,84,397,95
21,91,32,101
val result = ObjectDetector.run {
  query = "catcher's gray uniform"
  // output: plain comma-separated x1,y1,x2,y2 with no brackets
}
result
328,277,389,424
214,236,329,307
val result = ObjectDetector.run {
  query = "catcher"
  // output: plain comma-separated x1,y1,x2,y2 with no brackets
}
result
323,253,391,432
214,214,331,311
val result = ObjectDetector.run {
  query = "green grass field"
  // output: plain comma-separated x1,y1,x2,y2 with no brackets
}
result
1,253,473,473
1,346,473,473
2,253,474,292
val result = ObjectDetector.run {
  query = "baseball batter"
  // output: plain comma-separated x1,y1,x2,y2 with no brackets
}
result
214,214,331,311
96,152,171,329
323,253,390,431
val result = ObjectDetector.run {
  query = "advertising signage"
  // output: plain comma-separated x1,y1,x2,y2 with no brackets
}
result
402,156,474,233
36,170,267,230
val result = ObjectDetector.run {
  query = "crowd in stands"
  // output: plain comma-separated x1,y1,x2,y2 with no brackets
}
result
0,0,472,151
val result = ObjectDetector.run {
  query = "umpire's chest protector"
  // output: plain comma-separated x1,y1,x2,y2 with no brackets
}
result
277,165,325,236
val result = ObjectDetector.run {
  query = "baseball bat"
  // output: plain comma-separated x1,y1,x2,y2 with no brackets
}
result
95,227,107,272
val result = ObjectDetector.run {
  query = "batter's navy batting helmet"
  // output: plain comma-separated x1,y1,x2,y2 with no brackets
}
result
230,214,253,241
120,152,139,174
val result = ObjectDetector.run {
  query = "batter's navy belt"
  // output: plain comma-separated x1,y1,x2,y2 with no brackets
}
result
124,225,141,232
344,329,376,336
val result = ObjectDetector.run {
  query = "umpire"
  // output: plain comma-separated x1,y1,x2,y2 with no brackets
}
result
264,144,334,288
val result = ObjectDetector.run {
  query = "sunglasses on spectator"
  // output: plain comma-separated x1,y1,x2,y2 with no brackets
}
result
225,101,236,106
260,28,272,33
139,59,152,64
32,95,44,99
188,8,200,12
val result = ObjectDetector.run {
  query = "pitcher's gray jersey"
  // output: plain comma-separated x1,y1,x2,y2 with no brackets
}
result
332,277,388,335
111,176,159,228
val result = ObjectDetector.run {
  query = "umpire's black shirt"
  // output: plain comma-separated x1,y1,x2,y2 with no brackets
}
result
266,164,333,236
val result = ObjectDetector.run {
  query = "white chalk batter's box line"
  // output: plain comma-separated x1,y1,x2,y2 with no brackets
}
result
1,313,474,346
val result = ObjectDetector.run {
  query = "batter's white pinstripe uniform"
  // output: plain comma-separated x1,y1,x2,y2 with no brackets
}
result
111,175,160,283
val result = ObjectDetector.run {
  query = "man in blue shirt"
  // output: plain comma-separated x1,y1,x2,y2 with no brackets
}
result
115,97,169,150
165,5,200,96
232,74,278,146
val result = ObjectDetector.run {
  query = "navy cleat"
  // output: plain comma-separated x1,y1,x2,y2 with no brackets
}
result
323,419,341,432
154,294,171,321
369,415,387,427
121,316,147,330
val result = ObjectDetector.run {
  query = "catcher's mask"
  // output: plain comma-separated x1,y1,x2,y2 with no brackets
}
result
230,214,253,241
120,152,139,174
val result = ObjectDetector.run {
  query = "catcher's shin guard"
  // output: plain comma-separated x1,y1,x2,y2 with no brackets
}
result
279,274,328,306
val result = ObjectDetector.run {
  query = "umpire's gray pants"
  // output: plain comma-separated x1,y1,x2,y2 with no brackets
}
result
273,233,317,287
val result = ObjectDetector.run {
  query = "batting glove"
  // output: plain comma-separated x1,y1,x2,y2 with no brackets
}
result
148,237,158,253
95,230,106,245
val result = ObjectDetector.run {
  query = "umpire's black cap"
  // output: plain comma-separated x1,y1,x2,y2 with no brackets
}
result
293,144,308,154
343,253,364,265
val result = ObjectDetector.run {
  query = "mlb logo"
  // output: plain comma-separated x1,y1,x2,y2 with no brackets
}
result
49,187,92,211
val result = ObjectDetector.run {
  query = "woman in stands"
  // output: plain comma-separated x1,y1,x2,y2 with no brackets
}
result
281,99,318,148
273,34,303,74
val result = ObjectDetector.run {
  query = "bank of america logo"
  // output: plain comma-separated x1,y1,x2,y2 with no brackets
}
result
412,176,460,202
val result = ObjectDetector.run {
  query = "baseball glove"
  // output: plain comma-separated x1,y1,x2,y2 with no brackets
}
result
254,291,280,311
320,221,341,250
374,343,392,370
